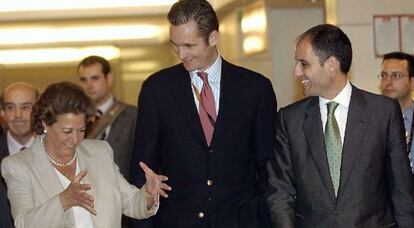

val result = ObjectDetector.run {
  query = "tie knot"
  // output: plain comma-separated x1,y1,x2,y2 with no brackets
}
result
197,71,209,83
327,102,339,115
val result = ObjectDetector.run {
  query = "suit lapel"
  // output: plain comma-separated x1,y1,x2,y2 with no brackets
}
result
211,59,250,146
337,87,368,198
169,64,206,144
169,60,235,146
210,60,231,145
303,97,336,201
77,144,99,209
29,138,65,199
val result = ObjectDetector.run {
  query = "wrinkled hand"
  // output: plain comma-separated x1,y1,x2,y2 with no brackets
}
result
139,162,172,198
59,170,96,215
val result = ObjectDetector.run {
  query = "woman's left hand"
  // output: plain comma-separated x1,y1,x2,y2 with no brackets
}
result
139,162,172,198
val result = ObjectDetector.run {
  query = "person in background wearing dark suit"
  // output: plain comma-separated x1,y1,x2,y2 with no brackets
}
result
0,82,38,161
78,56,138,228
380,51,414,173
129,0,277,227
267,24,414,227
78,56,137,179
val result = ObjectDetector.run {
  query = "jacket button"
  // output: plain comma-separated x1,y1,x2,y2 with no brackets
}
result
198,212,205,218
208,149,214,153
334,210,339,215
207,180,213,186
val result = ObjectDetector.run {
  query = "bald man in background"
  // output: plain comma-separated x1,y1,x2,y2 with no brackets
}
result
0,82,38,162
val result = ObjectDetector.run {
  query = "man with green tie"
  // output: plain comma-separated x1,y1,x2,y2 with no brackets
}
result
267,24,414,227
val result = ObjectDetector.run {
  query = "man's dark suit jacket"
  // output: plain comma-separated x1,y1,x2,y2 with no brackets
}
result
130,59,277,228
87,100,137,178
106,102,137,178
267,85,414,227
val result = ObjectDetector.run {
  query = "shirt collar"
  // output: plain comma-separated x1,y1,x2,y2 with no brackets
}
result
7,131,35,154
97,95,114,114
319,80,352,108
189,52,222,82
402,101,414,121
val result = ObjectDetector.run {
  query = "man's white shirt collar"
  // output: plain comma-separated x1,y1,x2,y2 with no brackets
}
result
189,52,222,80
318,80,352,144
7,131,35,155
319,80,352,109
98,95,114,114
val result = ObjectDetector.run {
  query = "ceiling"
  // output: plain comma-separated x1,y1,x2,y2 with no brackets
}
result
0,0,235,22
0,0,322,22
0,0,323,65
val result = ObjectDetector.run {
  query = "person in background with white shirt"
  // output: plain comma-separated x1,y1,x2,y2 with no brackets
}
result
0,82,38,161
78,56,137,180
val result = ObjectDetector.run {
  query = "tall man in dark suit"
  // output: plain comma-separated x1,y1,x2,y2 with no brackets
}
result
78,56,137,178
129,0,277,227
267,24,414,227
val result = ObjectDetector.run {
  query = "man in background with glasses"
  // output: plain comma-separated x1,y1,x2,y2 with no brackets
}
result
380,51,414,173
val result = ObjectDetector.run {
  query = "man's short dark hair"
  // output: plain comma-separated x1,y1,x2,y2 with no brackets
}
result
77,55,111,77
382,52,414,78
167,0,219,44
298,24,353,74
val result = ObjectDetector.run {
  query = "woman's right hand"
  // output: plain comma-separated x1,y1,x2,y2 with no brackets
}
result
59,169,97,215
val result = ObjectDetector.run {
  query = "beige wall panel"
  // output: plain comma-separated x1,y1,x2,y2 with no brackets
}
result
337,0,414,24
341,25,383,94
333,0,414,95
268,7,324,108
0,65,78,92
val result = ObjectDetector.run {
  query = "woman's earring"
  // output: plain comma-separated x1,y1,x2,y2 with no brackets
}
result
43,129,47,134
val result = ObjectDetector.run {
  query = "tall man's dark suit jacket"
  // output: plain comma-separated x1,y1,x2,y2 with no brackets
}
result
130,59,277,228
105,102,137,178
267,85,414,227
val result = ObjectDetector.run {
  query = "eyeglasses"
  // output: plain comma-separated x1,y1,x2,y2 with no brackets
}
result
378,72,408,80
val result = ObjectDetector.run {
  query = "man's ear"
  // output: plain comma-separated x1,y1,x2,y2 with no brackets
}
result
106,72,113,87
208,30,219,46
410,76,414,90
325,56,340,73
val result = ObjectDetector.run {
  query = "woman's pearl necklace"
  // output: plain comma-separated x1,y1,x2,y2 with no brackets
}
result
40,135,77,167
